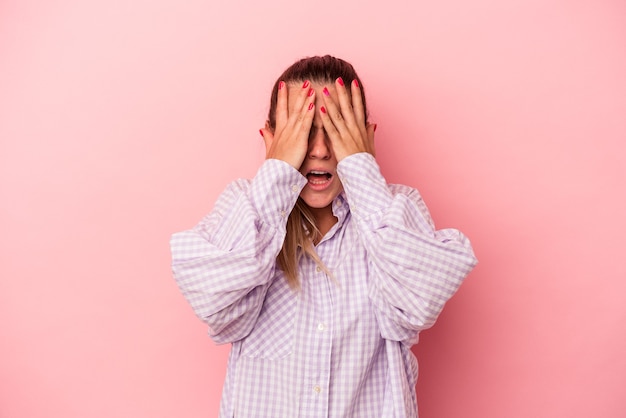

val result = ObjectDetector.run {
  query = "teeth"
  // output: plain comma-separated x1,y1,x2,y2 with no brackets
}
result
310,170,327,175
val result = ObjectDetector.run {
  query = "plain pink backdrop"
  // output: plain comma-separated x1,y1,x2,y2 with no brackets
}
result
1,0,625,417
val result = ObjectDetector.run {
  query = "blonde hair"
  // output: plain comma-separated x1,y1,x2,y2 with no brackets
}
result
276,199,326,289
268,55,367,288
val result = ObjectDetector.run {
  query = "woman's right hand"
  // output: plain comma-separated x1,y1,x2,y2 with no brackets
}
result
259,80,316,170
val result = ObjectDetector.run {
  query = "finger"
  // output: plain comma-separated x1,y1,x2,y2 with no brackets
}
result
294,90,316,142
275,81,288,131
285,80,314,129
260,123,274,156
351,79,367,139
351,79,364,121
289,83,315,138
319,105,341,145
321,86,351,139
334,77,358,130
366,123,377,157
332,78,365,144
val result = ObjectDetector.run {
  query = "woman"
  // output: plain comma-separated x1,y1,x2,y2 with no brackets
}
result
171,55,477,417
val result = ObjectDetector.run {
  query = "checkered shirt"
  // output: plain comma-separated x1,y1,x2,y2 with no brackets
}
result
171,153,477,418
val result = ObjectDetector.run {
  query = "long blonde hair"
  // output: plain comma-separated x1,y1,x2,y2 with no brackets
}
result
276,199,326,289
267,55,368,288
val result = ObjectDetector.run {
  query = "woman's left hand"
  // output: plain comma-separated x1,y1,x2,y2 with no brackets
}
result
319,77,376,162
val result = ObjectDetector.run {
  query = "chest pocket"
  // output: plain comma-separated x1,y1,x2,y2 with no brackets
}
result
240,275,297,360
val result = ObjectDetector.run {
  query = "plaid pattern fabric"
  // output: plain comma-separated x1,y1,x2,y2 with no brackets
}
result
171,153,477,418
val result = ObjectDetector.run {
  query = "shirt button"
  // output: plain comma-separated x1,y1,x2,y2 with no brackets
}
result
316,266,321,273
336,200,342,206
317,323,326,331
291,184,299,192
313,385,321,394
280,210,286,218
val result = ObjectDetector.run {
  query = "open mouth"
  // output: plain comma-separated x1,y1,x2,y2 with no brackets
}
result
306,170,332,184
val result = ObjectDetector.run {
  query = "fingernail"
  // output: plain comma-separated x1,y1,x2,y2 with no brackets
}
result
308,102,315,111
302,80,310,89
278,81,284,90
308,88,315,97
337,77,344,87
354,79,359,88
259,129,264,137
322,87,330,97
320,106,327,114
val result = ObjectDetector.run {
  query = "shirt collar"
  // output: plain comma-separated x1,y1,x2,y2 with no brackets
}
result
312,193,351,247
332,192,350,224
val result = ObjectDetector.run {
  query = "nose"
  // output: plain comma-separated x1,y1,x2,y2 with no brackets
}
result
307,127,331,160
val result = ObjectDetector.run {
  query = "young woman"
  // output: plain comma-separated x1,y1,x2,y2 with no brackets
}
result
171,55,477,418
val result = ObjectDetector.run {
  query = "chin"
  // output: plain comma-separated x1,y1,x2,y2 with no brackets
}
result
300,188,342,210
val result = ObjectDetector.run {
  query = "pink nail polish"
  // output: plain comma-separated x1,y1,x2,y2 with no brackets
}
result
308,102,315,111
337,77,344,87
302,80,310,89
278,81,284,90
323,87,330,97
354,79,359,88
308,88,315,97
320,106,327,114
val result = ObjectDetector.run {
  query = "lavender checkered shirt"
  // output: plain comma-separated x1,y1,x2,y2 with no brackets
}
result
171,153,477,418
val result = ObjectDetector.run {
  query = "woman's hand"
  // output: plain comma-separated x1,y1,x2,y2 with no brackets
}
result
319,77,376,162
260,80,316,170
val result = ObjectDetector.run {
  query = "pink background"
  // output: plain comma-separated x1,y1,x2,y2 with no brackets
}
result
2,0,625,417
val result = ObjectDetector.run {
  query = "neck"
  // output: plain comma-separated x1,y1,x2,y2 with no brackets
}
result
309,204,337,243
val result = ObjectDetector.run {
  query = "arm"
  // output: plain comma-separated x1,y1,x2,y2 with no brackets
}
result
338,153,477,345
170,159,306,344
317,76,476,345
172,77,317,344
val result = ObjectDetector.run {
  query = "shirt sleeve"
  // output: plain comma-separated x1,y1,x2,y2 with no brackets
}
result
170,159,307,344
337,152,478,346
